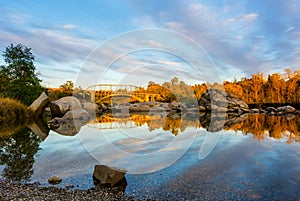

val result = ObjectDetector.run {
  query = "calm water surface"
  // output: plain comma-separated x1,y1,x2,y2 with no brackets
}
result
1,113,300,200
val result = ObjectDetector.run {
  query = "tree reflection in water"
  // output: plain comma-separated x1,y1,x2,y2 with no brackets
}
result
227,114,300,144
0,127,41,182
94,113,300,143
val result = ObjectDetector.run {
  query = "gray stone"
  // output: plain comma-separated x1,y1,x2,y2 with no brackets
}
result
266,107,277,113
199,89,248,113
251,108,260,113
48,176,62,185
280,105,296,113
93,165,126,187
129,105,151,112
168,101,181,110
50,96,81,118
81,101,99,114
28,92,50,117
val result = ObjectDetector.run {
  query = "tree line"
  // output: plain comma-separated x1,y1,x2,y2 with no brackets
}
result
224,70,300,104
143,70,300,105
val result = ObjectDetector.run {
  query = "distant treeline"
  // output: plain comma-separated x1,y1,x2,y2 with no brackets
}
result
223,69,300,105
142,69,300,105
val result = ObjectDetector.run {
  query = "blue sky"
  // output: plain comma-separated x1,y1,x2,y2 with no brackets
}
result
1,0,300,88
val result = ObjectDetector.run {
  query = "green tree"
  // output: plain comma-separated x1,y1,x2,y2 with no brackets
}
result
0,44,43,105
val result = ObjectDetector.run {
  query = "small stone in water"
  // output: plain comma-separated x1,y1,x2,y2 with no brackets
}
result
66,184,74,189
48,176,62,185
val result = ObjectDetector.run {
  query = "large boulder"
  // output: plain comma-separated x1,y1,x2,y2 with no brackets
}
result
277,105,296,113
168,101,182,111
81,101,100,114
28,92,50,117
93,165,127,190
199,89,248,113
129,103,151,112
50,96,81,118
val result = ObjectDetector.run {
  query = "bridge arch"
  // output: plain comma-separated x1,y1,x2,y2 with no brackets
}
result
95,93,145,104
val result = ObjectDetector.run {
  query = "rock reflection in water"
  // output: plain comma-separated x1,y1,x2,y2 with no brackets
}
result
48,109,90,136
90,112,300,143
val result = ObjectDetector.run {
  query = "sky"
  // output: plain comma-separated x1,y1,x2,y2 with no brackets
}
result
1,0,300,88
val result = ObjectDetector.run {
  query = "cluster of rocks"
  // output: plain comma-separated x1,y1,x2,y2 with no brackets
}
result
29,93,99,136
47,96,95,136
199,89,249,114
250,105,299,115
129,101,183,113
102,101,190,114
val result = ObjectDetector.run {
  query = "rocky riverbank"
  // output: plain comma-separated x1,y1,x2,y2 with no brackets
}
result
0,181,153,201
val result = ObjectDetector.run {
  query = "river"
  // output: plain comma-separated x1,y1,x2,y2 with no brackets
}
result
0,112,300,200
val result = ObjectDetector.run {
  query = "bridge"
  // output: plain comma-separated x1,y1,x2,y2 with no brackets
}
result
84,84,161,104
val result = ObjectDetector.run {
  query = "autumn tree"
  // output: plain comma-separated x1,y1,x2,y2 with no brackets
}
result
249,73,265,103
59,80,74,95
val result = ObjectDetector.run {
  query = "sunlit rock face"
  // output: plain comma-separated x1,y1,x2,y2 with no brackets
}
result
28,92,50,117
199,89,249,113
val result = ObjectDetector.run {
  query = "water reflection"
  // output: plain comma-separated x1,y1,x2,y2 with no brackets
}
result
88,113,300,144
0,112,300,183
0,126,41,182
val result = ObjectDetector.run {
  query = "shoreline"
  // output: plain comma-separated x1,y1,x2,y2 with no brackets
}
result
0,180,142,201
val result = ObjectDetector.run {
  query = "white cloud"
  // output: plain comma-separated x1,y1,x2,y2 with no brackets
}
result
60,24,78,30
286,26,296,32
240,13,258,21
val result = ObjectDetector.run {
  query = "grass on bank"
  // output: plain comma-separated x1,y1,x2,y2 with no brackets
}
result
0,97,30,119
0,97,32,138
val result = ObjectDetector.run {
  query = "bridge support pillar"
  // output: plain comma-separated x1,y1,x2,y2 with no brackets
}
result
90,91,95,102
145,94,149,102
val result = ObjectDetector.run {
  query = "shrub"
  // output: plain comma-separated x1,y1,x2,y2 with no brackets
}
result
0,97,29,119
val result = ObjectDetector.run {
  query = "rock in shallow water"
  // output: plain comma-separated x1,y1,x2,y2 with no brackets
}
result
48,176,62,185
